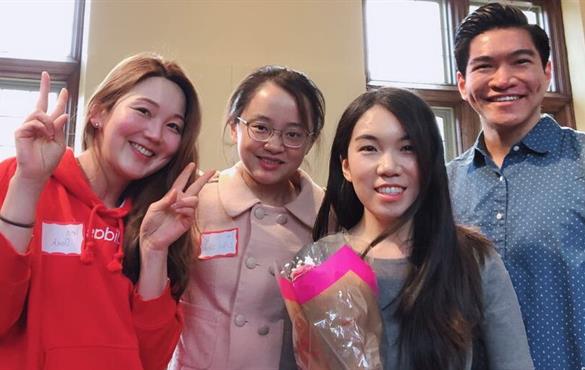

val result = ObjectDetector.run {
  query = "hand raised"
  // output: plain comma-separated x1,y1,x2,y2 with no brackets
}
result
139,163,216,252
14,72,69,183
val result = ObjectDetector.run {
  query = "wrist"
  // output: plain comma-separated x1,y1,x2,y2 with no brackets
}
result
11,170,49,194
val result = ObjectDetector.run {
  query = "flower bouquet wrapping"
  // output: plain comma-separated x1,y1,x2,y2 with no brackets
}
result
277,233,383,370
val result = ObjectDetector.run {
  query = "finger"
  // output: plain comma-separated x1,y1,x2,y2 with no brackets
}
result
50,88,69,121
26,111,55,138
185,169,216,196
157,188,178,210
36,72,50,113
15,120,55,140
170,195,198,210
53,113,69,143
171,162,196,192
170,207,196,218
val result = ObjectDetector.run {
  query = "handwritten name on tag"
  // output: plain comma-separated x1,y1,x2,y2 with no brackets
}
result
42,223,84,255
199,228,238,259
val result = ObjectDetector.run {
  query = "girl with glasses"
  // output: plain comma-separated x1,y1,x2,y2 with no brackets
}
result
170,65,325,370
311,87,533,369
0,53,213,370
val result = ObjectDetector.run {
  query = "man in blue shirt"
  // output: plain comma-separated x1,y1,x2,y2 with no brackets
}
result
448,3,585,370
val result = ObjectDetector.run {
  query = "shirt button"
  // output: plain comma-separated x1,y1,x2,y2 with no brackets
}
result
245,256,257,269
234,314,246,327
253,207,265,220
512,145,520,152
496,212,504,220
276,214,288,225
257,325,270,336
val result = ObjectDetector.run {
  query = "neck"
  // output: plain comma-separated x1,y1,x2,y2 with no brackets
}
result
77,150,128,208
482,115,541,168
240,170,298,207
348,217,412,259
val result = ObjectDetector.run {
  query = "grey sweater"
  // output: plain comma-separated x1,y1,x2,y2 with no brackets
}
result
370,249,534,370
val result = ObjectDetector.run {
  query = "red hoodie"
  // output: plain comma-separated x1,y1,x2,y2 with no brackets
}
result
0,149,182,370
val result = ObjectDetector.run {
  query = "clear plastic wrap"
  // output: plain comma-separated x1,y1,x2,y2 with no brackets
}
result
277,233,383,370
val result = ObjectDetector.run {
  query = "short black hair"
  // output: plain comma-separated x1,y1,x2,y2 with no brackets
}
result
454,2,550,74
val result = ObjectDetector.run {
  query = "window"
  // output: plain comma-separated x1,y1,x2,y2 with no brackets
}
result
364,0,574,157
0,1,85,159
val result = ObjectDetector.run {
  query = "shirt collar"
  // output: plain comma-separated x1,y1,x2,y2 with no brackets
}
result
218,162,323,228
471,114,560,165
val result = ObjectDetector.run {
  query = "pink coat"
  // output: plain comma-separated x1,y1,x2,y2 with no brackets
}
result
171,163,324,370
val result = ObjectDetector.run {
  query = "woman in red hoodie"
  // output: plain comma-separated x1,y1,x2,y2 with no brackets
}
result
0,53,213,370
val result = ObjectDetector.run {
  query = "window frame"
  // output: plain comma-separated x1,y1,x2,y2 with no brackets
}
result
364,0,574,154
0,0,85,148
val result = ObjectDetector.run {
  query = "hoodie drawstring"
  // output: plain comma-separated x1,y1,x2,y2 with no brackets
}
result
81,203,129,272
106,219,125,272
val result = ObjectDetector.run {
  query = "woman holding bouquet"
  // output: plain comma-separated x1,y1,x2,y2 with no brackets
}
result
172,66,325,369
312,87,533,369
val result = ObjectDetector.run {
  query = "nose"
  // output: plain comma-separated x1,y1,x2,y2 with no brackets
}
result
377,152,401,177
263,131,285,152
489,65,516,90
143,120,163,143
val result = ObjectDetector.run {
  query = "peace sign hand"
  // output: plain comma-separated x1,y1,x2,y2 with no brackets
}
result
139,163,216,252
14,72,69,183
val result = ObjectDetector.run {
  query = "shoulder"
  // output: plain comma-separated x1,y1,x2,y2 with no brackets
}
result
296,169,325,198
446,146,475,176
559,125,585,156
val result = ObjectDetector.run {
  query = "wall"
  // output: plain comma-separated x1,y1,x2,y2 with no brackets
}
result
78,0,585,185
561,0,585,130
77,0,366,186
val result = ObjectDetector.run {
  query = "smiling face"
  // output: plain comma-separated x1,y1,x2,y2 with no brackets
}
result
93,76,186,185
230,81,312,196
457,27,551,141
342,105,420,232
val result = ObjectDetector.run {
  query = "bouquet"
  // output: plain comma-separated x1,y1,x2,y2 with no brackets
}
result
277,233,383,370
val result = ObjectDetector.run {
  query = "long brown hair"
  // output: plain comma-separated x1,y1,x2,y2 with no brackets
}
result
83,52,201,300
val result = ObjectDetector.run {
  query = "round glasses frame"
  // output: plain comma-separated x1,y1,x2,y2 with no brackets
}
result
236,116,313,149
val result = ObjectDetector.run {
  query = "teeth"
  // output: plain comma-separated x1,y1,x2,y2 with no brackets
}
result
493,96,520,102
261,157,282,164
378,186,402,195
131,142,154,157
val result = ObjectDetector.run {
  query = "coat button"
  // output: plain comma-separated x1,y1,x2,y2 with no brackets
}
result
253,207,265,220
245,257,257,269
257,325,270,336
275,214,288,225
234,314,246,327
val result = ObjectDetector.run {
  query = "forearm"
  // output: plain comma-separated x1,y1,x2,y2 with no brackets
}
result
0,235,32,336
132,283,182,370
137,245,169,300
0,173,46,254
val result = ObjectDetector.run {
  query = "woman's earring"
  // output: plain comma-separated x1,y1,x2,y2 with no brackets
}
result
93,121,100,129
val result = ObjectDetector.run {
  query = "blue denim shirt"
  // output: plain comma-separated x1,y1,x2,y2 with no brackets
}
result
447,115,585,370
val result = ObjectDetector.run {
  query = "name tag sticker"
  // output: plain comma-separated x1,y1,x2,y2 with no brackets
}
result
199,228,238,259
42,223,84,255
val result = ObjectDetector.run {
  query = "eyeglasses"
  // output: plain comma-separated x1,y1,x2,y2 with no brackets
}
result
236,117,313,149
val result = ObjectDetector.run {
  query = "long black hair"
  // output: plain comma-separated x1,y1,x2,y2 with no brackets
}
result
313,87,491,369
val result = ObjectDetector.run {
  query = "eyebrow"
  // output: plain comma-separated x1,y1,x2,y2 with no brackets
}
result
354,133,410,142
469,49,538,65
135,97,185,121
247,115,304,128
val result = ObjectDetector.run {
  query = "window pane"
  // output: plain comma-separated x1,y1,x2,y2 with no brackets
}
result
0,1,77,61
0,80,63,160
365,0,449,84
431,106,457,161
